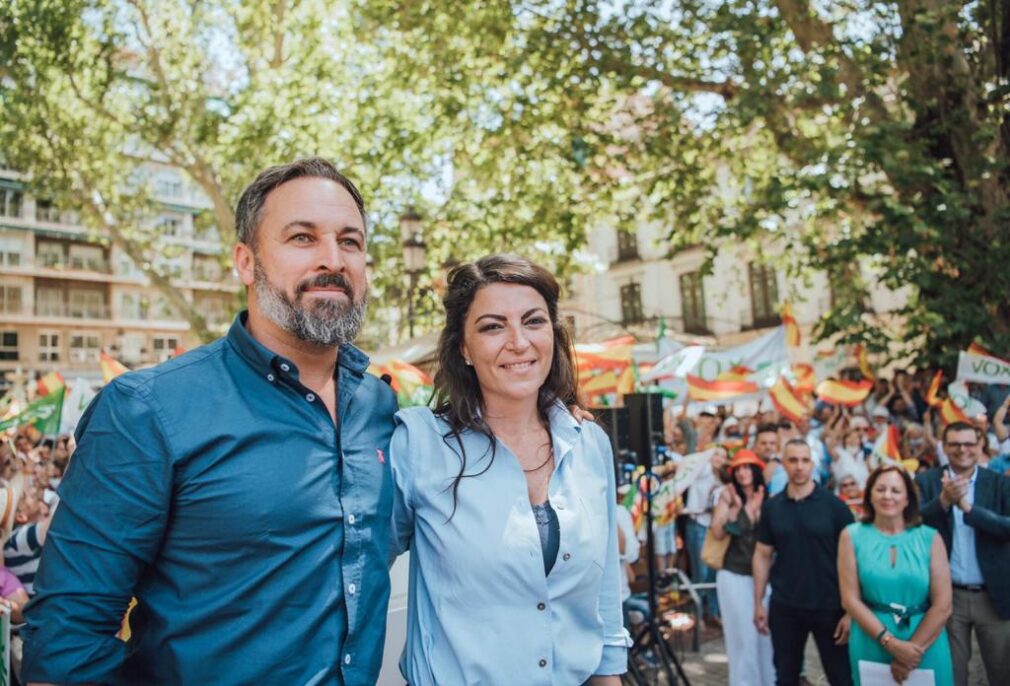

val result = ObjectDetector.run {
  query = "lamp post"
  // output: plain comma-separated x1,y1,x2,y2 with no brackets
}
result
400,209,427,339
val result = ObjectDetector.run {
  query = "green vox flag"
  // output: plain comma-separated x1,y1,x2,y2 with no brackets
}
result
0,387,65,435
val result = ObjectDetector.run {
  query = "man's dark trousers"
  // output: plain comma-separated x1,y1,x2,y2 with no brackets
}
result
769,600,852,686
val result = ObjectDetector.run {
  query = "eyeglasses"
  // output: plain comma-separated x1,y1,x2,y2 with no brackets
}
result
840,481,857,488
944,441,976,450
777,422,793,430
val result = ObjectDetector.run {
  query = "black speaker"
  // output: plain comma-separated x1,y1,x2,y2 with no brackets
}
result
596,406,630,457
624,392,664,467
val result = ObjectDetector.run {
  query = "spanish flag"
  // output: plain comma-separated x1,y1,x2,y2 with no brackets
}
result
687,375,759,401
575,336,635,372
716,365,755,383
815,379,873,407
769,377,809,423
855,345,875,380
925,370,943,408
581,370,620,397
781,302,801,347
100,352,130,384
36,371,65,397
939,397,969,425
968,341,996,358
791,363,816,394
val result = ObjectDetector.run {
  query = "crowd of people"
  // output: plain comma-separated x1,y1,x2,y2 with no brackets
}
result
616,370,1010,685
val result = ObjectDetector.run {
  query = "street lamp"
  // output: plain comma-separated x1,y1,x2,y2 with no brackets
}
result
400,209,427,339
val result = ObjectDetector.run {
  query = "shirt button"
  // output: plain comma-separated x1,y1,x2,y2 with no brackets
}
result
306,393,316,402
348,583,356,594
348,514,356,525
280,363,290,372
563,552,571,561
266,374,275,382
344,654,351,665
539,659,547,668
537,602,546,611
556,504,565,510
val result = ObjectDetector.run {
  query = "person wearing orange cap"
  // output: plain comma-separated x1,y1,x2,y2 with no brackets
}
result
711,449,774,685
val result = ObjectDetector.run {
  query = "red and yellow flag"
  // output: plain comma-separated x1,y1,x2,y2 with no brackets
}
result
769,377,809,423
791,363,816,395
939,397,969,425
580,370,620,397
575,336,635,372
36,371,65,397
686,375,759,401
881,424,902,462
100,352,130,384
968,342,996,358
925,370,943,408
815,379,873,407
781,302,801,347
716,365,755,383
855,345,875,380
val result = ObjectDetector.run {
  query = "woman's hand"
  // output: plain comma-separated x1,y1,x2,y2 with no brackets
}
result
744,485,764,521
886,638,924,669
890,658,913,683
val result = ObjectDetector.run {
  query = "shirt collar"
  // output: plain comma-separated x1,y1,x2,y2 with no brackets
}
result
548,401,582,466
226,310,371,379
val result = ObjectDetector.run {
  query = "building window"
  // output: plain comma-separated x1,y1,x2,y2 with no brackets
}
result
152,335,179,363
35,199,61,223
68,289,107,319
0,284,22,314
749,262,780,328
0,236,22,267
70,333,101,364
36,286,63,316
679,271,708,334
155,174,184,198
37,241,65,268
620,282,645,326
38,331,60,362
157,213,186,237
0,332,17,361
0,189,22,218
68,244,107,272
616,229,639,262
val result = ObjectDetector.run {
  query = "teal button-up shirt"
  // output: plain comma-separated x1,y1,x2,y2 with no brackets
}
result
24,313,397,685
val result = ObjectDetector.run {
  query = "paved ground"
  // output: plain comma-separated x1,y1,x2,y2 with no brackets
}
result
632,627,990,685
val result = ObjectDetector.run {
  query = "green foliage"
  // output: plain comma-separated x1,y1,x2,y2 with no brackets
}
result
2,1,1007,363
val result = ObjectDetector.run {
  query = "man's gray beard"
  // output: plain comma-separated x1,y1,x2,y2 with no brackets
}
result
254,263,367,347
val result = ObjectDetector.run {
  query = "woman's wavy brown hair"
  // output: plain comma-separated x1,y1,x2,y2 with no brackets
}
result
432,254,581,515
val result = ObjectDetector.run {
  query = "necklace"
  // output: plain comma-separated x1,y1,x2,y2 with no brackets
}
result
523,444,554,473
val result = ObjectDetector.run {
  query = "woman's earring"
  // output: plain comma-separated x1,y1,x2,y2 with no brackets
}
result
465,358,473,366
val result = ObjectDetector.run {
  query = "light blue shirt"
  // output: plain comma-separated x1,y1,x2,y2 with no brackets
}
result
950,466,986,585
390,403,629,685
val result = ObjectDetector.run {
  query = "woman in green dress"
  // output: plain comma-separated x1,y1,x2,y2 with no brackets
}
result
838,465,953,684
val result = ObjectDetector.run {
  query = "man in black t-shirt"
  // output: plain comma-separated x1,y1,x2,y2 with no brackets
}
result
753,438,854,686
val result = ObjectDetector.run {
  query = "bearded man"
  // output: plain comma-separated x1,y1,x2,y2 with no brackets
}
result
23,159,398,686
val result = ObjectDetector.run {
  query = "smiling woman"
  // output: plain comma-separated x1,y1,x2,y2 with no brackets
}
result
387,254,628,685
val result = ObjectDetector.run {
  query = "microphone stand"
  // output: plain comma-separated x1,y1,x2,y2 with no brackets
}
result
626,444,691,686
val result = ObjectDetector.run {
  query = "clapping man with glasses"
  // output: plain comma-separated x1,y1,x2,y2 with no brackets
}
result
915,421,1010,686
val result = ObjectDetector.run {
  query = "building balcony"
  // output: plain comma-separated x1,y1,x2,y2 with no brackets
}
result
36,302,111,320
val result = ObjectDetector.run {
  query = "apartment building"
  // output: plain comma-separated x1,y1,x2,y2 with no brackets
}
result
0,165,238,388
563,221,909,357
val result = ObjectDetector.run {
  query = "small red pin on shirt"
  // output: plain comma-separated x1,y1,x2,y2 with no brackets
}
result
376,448,385,464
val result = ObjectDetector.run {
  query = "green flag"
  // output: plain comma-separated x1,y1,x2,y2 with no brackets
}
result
0,387,65,435
656,317,667,353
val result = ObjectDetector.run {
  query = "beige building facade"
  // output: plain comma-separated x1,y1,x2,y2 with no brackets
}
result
0,165,238,389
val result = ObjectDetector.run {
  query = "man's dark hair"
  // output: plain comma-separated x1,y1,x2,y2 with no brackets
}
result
942,421,982,443
782,437,810,455
756,422,778,437
234,157,366,248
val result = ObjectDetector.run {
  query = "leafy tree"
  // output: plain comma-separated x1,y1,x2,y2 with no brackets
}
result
356,0,1010,366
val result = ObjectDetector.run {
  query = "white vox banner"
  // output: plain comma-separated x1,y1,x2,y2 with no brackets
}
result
59,377,98,435
956,351,1010,386
652,327,789,384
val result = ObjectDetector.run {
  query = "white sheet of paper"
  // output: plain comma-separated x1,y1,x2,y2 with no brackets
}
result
858,660,935,686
